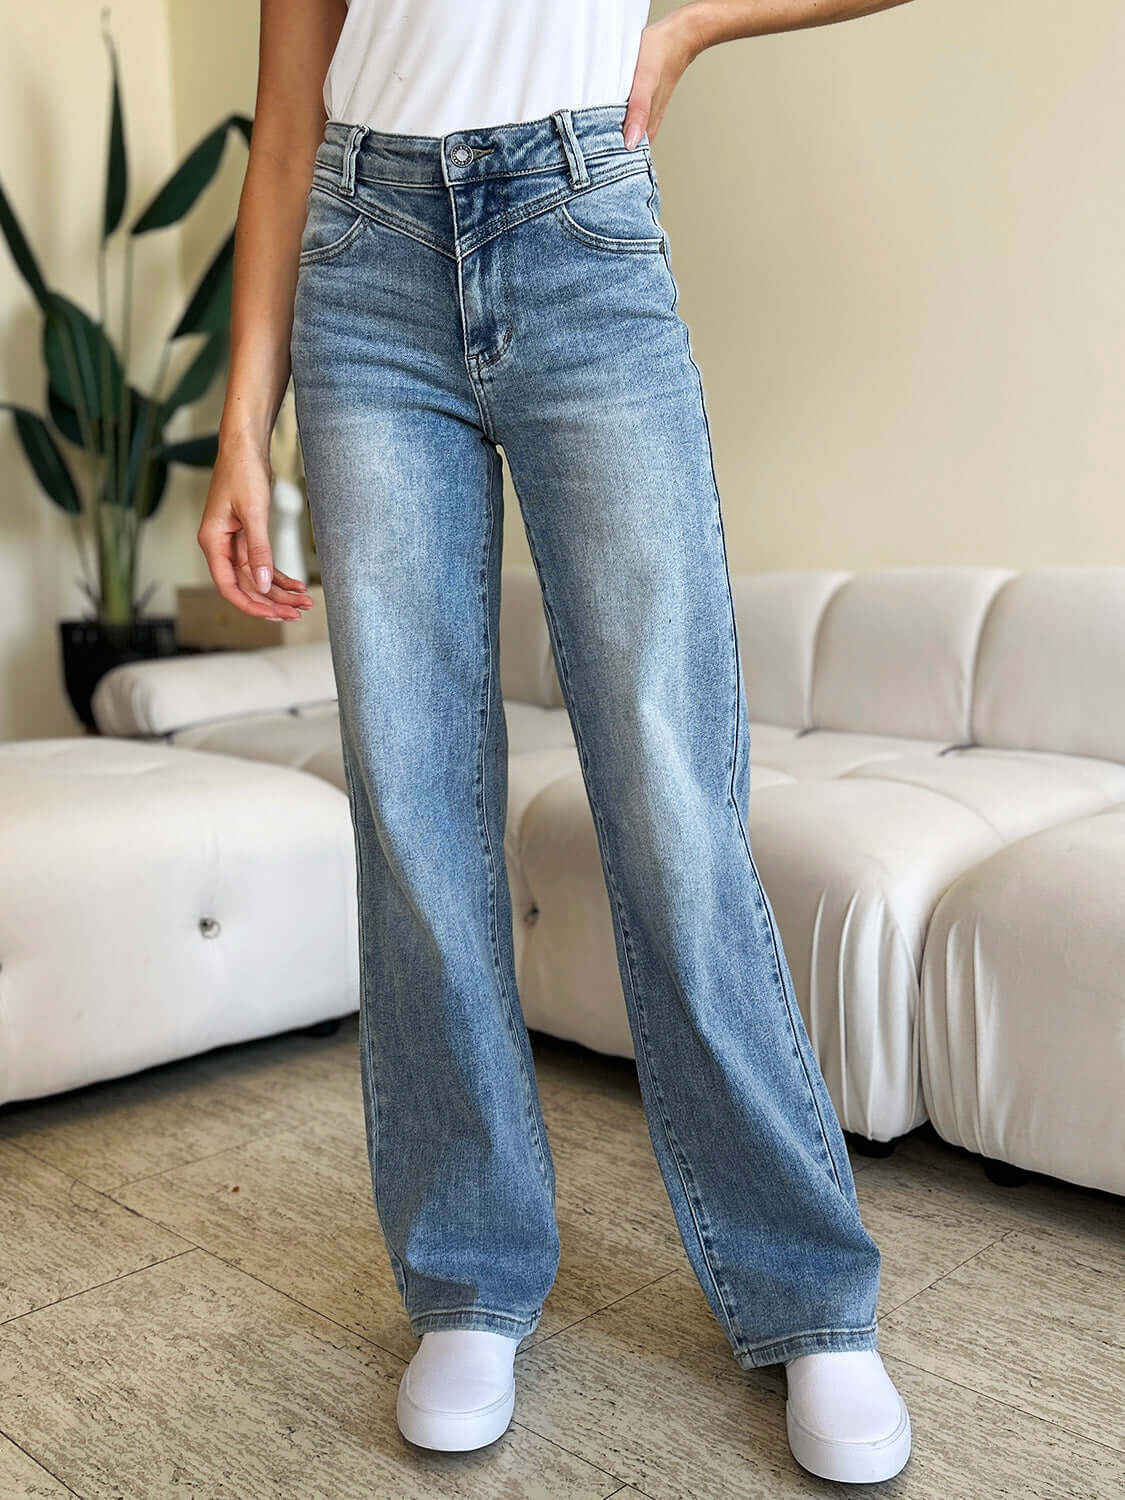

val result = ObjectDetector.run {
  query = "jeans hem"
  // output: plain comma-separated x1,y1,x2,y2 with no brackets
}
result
408,1306,542,1341
733,1322,880,1369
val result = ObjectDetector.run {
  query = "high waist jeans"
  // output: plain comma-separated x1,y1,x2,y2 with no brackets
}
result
289,103,882,1369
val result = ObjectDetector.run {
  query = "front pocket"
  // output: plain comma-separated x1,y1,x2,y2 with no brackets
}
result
298,185,369,266
555,167,665,255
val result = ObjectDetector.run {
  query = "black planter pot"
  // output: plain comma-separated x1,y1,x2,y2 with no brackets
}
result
58,615,183,731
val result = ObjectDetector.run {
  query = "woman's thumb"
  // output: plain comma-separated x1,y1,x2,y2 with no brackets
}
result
246,518,274,595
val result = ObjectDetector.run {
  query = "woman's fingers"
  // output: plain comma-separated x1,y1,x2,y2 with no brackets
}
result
271,565,315,595
239,503,278,599
232,530,307,619
198,441,314,621
233,537,315,618
201,522,293,620
233,530,284,614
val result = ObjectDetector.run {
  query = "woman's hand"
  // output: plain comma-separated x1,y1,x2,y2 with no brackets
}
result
197,431,314,621
196,2,345,623
623,9,707,149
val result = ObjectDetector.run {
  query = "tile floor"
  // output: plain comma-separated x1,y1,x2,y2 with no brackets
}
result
0,1016,1121,1499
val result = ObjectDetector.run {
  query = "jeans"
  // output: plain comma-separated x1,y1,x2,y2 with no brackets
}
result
289,102,882,1369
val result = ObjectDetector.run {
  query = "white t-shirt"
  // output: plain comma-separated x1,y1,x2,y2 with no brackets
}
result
323,0,652,137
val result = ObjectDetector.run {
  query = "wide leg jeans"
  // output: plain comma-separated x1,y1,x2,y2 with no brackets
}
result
289,103,882,1369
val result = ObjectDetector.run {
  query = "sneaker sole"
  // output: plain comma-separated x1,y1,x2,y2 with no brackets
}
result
786,1394,911,1483
396,1377,516,1452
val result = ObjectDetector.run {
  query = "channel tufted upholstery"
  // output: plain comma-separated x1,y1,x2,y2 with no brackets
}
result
80,564,1125,1193
0,737,358,1105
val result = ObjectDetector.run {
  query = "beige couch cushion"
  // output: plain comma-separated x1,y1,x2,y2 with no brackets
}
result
745,776,1003,1140
845,745,1125,844
0,737,358,1106
919,803,1125,1195
750,728,954,783
812,566,1014,742
731,570,850,728
499,566,565,709
972,567,1125,763
92,641,338,739
170,697,576,795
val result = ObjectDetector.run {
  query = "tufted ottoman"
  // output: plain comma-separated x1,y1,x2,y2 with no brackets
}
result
0,737,359,1106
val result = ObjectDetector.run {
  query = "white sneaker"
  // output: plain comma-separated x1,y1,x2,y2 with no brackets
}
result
785,1349,911,1483
396,1329,520,1451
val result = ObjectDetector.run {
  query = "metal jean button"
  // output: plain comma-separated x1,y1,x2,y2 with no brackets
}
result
448,143,473,166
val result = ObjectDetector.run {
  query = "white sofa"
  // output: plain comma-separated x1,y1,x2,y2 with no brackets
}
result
0,738,359,1107
89,565,1125,1197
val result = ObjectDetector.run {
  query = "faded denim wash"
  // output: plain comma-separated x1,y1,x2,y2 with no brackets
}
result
289,102,882,1369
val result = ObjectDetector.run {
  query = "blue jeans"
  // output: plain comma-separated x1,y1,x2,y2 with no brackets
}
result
289,103,882,1369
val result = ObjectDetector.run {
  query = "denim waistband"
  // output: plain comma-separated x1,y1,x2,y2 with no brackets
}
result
314,102,647,192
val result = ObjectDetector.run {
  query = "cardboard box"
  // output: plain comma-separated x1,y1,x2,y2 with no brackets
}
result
175,584,329,650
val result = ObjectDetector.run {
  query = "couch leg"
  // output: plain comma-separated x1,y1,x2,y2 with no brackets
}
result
981,1156,1032,1187
844,1131,896,1158
305,1018,342,1038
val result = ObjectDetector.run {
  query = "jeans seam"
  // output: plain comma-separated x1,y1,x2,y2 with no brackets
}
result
340,723,412,1309
310,176,453,260
411,1305,542,1327
461,170,651,258
317,167,653,264
734,1320,880,1364
447,186,500,445
555,199,665,255
512,528,744,1357
475,452,555,1198
643,160,667,259
672,262,849,1202
297,209,370,267
742,1320,878,1350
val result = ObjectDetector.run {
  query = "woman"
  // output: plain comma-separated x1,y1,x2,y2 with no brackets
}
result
199,0,915,1483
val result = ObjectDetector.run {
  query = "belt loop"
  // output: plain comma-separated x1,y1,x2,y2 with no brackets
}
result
339,123,369,196
550,108,589,190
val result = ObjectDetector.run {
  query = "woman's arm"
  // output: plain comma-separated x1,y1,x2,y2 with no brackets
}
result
198,0,346,621
625,0,915,148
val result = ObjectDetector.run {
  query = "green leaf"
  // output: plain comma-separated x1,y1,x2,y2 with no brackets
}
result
161,433,219,467
49,381,154,469
1,402,83,514
102,28,128,240
47,382,88,448
124,393,171,517
43,292,124,421
172,226,234,339
138,456,171,518
161,328,229,416
131,114,252,234
132,451,170,519
0,177,50,309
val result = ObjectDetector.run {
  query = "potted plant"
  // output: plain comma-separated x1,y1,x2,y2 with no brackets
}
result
0,15,251,728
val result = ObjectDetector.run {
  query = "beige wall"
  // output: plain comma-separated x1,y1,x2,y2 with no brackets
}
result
2,0,1123,739
630,0,1125,574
